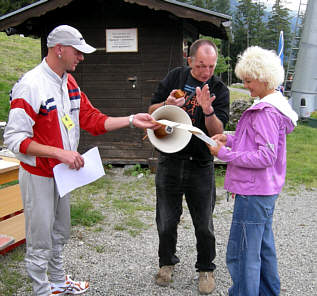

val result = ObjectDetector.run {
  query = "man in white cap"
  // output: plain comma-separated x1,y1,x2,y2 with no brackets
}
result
4,25,159,295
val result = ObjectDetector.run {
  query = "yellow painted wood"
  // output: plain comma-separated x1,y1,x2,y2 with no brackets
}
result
0,185,23,218
0,213,25,242
0,157,19,185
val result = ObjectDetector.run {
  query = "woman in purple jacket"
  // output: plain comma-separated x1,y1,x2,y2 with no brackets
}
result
208,46,298,296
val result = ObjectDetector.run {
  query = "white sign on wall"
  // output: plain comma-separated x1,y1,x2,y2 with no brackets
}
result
106,28,138,52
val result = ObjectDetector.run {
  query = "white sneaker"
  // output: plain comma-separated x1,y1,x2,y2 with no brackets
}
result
51,275,89,295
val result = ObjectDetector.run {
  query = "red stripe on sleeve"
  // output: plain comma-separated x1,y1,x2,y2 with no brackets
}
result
19,138,33,154
11,98,37,122
79,91,108,135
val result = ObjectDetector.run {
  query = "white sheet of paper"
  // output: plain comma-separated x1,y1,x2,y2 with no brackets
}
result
192,132,217,146
53,147,105,198
156,119,217,146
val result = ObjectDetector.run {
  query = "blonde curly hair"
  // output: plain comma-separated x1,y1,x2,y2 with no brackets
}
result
235,46,284,90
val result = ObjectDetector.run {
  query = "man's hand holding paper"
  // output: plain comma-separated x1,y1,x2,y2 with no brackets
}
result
53,147,105,197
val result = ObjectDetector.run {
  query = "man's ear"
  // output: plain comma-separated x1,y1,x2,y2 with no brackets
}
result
54,44,63,56
187,56,193,68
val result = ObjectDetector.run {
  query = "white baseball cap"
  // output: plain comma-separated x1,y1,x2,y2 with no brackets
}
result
47,25,96,54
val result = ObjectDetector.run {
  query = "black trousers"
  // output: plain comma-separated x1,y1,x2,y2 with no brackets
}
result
155,154,216,271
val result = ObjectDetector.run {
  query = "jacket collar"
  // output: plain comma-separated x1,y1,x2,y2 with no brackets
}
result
250,91,298,126
41,58,68,86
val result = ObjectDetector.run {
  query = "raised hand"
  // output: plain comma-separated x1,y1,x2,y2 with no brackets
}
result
196,84,216,114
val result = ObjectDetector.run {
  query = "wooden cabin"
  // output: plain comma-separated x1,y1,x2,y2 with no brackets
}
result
0,0,231,164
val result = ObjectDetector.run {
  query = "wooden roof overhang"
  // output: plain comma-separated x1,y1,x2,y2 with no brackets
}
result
0,0,232,40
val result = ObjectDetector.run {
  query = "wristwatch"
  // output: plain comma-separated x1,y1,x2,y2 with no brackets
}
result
129,114,135,128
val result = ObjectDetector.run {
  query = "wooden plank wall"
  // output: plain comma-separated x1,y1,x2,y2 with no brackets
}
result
42,0,184,163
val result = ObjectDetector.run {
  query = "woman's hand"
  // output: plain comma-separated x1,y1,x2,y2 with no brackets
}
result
208,140,223,156
208,134,227,156
212,133,227,145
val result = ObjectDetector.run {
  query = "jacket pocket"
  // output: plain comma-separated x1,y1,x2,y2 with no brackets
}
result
228,166,255,183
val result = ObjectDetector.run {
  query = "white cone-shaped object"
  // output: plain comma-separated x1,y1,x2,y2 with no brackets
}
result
147,105,192,153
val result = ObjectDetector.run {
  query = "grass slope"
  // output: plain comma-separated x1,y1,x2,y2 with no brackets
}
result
286,124,317,188
0,32,41,121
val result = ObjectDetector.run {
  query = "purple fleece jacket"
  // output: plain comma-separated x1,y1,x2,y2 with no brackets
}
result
218,92,296,195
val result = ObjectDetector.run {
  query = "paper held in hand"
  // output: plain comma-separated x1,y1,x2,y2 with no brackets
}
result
155,119,217,147
53,147,105,198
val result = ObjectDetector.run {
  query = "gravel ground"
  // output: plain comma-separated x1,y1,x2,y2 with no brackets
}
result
17,168,316,295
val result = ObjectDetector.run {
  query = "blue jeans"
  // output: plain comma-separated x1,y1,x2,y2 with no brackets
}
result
226,194,280,296
155,154,216,271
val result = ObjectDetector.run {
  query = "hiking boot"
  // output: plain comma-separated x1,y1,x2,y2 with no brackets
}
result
155,265,174,286
51,275,89,295
198,271,215,294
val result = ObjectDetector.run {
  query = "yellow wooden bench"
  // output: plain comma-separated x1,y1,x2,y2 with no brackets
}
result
0,157,25,254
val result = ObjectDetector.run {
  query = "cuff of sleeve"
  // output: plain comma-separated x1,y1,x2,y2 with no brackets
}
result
217,146,229,161
226,135,233,147
19,138,33,154
99,116,109,133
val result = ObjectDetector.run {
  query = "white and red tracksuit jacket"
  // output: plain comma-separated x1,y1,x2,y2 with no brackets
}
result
4,59,108,177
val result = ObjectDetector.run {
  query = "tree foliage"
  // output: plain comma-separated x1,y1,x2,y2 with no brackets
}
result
232,0,292,75
181,0,293,83
266,0,292,58
231,0,270,69
0,0,37,16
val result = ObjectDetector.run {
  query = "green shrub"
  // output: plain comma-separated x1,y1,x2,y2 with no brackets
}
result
124,164,150,176
310,111,317,119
